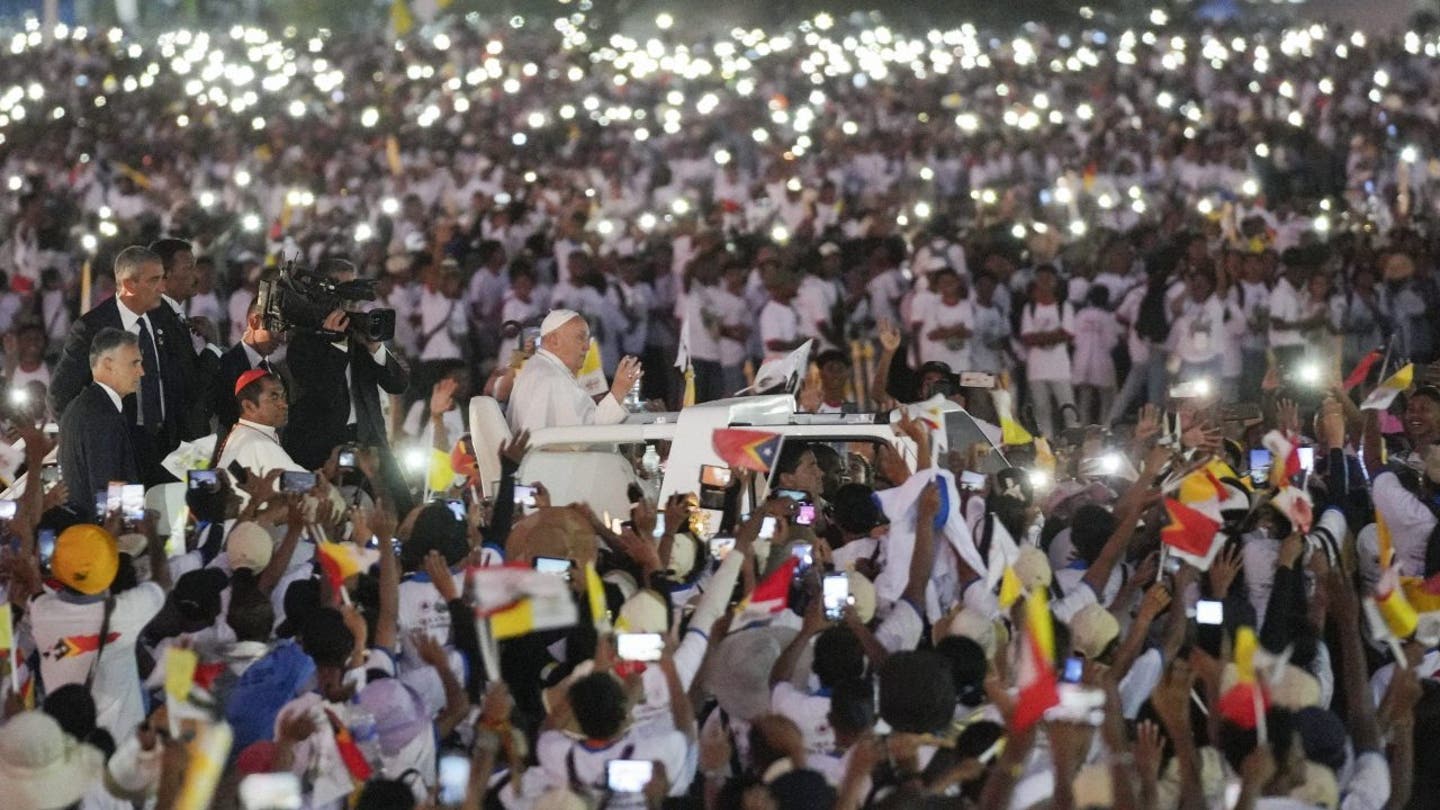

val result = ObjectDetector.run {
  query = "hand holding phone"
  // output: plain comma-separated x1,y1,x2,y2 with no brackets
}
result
279,471,317,494
122,484,145,523
606,759,654,794
822,572,851,621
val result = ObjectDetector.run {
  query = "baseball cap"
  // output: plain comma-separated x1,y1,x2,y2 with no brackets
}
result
226,521,274,571
357,678,429,756
174,568,228,625
51,524,119,595
1069,604,1120,660
539,309,582,337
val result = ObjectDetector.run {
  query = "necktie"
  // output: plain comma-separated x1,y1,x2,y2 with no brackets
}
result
136,317,162,428
257,357,272,374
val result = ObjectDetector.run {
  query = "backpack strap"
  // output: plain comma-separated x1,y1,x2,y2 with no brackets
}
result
85,596,117,692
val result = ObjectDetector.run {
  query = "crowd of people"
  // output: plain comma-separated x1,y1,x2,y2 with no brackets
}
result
0,3,1435,809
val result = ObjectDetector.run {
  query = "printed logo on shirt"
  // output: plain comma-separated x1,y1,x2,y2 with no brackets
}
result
43,631,121,660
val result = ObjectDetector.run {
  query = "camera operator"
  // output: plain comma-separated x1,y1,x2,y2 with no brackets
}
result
281,258,412,512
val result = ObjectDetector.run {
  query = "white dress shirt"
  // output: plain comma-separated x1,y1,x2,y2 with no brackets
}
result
116,299,162,422
506,349,626,435
96,381,124,412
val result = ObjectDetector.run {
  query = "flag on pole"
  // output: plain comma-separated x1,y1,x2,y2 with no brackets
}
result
471,566,580,640
1160,498,1221,560
741,340,813,395
1375,566,1419,640
317,541,364,598
712,428,781,473
1361,363,1414,411
734,556,802,625
1217,627,1270,735
1012,587,1059,732
676,319,696,407
989,386,1034,446
1261,430,1303,488
1343,349,1383,391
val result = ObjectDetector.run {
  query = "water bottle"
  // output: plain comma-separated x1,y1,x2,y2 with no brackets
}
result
623,376,644,412
641,445,661,478
348,705,383,772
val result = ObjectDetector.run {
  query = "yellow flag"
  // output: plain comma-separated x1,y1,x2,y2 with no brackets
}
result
1234,626,1258,684
998,566,1022,609
0,604,13,651
577,338,608,397
1360,363,1414,411
1025,586,1053,663
586,563,610,631
390,0,414,37
427,448,455,493
164,647,199,706
489,600,536,640
174,723,233,810
1001,417,1034,446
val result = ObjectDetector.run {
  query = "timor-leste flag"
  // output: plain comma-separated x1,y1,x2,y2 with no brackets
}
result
1011,586,1059,733
1160,497,1221,559
712,429,781,473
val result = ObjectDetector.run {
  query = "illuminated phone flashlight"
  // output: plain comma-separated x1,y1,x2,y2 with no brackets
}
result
9,388,28,406
1296,362,1322,387
1097,453,1121,476
1027,469,1052,491
405,446,429,473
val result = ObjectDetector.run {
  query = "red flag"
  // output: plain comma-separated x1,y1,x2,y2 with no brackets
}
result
736,556,801,623
1012,588,1059,732
1343,349,1382,391
332,724,373,783
712,429,782,473
1161,498,1221,558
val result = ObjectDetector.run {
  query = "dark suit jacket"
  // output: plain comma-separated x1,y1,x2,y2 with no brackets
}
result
59,384,138,518
213,343,291,432
149,303,220,441
282,332,409,470
49,297,187,451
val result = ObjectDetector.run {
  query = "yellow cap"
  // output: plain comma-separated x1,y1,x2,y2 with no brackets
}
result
52,524,119,595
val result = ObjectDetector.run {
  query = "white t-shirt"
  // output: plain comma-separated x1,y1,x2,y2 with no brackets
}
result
536,726,692,799
1267,277,1307,348
713,288,750,367
759,300,800,360
397,575,453,667
918,298,975,373
1019,301,1074,381
29,582,165,739
770,681,835,755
